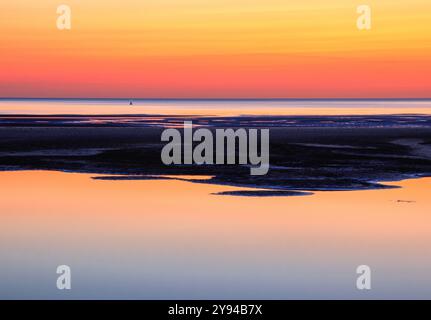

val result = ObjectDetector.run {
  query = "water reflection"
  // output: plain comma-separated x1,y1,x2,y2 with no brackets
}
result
0,171,430,299
1,99,431,116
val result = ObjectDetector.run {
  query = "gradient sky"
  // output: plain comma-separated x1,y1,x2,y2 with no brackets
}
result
1,0,430,98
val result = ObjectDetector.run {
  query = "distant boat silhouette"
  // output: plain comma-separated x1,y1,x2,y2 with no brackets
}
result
129,100,133,106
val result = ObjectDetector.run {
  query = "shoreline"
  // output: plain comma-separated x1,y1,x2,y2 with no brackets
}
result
1,117,431,195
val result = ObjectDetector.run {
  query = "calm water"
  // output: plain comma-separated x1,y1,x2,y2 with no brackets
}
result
1,99,431,299
1,171,430,299
1,99,431,116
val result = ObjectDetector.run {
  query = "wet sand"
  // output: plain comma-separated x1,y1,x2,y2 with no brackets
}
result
1,114,431,194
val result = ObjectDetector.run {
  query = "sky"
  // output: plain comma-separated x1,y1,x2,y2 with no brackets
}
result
1,0,431,98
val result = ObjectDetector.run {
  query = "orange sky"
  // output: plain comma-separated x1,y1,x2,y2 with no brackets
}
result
1,0,431,98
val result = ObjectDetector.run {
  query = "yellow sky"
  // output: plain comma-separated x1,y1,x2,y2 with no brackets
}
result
1,0,431,97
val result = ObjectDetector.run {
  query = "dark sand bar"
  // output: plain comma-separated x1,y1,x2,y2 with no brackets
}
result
1,114,431,195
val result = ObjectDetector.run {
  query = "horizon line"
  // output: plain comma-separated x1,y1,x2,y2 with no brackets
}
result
1,97,431,101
